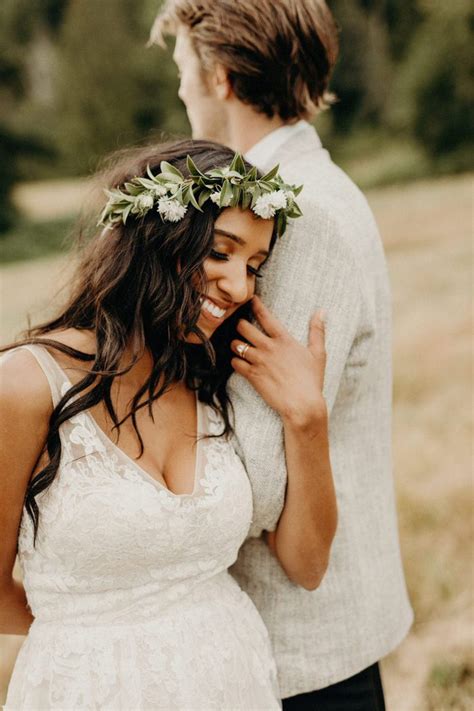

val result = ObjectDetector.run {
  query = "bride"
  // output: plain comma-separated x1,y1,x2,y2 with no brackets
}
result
0,139,336,710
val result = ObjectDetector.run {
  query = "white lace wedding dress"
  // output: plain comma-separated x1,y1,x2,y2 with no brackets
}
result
5,345,280,710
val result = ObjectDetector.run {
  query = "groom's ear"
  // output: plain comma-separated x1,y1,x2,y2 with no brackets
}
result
212,64,233,101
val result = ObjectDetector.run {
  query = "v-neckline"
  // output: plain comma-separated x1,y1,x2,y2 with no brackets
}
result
90,390,202,498
37,345,203,498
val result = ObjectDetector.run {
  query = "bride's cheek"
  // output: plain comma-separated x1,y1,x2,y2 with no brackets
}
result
202,258,215,280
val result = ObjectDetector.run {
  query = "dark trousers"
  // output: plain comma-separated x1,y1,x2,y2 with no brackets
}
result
282,663,386,711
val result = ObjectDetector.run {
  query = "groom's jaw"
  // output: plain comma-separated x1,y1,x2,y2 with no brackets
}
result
172,26,229,145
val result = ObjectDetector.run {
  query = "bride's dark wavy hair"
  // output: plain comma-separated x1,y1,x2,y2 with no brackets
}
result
4,139,278,541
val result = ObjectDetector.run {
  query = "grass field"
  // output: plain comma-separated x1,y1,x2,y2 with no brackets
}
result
1,174,473,709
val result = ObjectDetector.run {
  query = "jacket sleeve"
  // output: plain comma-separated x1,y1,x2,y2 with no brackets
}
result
228,202,376,536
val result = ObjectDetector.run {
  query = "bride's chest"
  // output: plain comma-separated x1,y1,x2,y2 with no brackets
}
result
87,385,199,496
22,414,253,574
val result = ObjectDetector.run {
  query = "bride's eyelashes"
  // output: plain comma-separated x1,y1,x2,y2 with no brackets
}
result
209,249,263,278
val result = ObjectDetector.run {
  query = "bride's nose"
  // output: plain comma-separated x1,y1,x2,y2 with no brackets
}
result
217,261,250,304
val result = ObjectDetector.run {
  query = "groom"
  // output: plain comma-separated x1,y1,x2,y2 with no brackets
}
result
152,1,413,708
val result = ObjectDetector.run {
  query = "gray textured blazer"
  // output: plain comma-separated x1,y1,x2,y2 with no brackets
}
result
229,123,413,697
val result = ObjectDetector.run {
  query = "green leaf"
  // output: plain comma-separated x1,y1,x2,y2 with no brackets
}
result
198,188,211,207
250,185,261,208
136,177,160,190
146,164,157,181
188,185,203,211
230,186,241,208
173,185,184,202
229,154,238,172
277,212,286,236
229,153,246,174
241,190,252,210
160,172,182,184
98,206,109,225
124,182,142,196
122,203,133,224
159,161,184,180
261,164,280,181
201,179,217,190
220,180,233,206
186,155,208,180
107,187,135,204
287,203,303,218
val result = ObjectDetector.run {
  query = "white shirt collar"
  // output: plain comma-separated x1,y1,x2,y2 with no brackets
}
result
244,120,310,169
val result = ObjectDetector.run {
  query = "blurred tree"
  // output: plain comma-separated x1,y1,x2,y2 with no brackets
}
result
330,0,393,131
0,127,52,233
0,0,68,127
56,0,188,175
0,0,471,203
0,0,67,231
383,0,424,60
389,0,474,161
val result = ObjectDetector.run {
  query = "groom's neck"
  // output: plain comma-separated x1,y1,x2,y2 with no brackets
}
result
222,102,289,154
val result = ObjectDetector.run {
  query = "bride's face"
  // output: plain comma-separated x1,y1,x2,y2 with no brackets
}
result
187,207,274,343
173,26,228,143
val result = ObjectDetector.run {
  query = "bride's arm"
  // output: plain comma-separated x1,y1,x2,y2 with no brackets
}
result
266,407,335,590
0,351,51,634
231,296,337,591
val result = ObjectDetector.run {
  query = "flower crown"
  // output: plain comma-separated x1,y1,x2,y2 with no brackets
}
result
99,152,303,237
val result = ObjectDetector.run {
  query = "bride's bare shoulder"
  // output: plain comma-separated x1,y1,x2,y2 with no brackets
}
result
37,328,96,356
0,347,53,422
0,329,95,415
35,329,97,387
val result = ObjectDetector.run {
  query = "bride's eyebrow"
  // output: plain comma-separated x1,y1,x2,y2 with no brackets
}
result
214,229,269,257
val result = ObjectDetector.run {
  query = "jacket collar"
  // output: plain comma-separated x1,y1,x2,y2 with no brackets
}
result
245,121,322,171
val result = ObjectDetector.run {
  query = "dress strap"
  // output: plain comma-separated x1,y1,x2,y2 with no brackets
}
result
3,344,72,408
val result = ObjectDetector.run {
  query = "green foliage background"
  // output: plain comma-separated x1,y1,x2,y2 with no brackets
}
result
0,0,472,236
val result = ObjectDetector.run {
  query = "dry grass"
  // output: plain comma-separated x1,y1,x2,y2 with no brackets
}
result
1,174,473,709
12,178,92,221
425,656,474,711
372,174,473,710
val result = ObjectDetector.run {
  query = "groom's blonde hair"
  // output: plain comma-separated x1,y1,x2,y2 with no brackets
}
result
151,0,339,121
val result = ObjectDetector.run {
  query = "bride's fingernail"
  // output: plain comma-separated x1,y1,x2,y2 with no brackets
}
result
319,309,326,323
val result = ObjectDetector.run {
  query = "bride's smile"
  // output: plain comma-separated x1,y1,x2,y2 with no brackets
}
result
190,207,274,341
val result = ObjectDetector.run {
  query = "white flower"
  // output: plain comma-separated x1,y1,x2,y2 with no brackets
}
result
132,193,154,215
157,198,187,222
253,190,288,219
210,190,232,207
269,189,288,209
150,184,168,197
285,190,296,202
252,193,276,219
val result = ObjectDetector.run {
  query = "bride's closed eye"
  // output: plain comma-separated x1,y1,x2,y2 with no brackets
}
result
209,249,263,278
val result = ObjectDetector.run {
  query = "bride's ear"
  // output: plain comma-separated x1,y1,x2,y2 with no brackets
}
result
212,64,233,101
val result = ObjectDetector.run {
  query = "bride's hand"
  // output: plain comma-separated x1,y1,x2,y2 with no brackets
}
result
231,296,327,427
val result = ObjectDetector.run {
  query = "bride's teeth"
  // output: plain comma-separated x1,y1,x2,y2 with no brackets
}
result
202,298,226,318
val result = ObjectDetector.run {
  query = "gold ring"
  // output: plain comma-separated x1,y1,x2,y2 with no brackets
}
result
236,343,250,360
